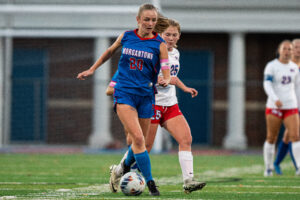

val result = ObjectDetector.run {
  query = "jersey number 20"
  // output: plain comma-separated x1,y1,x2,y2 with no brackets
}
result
130,57,143,71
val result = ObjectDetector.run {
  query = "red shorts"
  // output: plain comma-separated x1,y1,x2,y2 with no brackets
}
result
265,108,298,119
151,104,182,125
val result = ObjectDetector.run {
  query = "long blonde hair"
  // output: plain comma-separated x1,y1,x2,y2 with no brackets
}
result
137,4,169,34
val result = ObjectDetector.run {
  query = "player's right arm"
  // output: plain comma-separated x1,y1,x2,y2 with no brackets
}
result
77,33,124,80
263,63,282,108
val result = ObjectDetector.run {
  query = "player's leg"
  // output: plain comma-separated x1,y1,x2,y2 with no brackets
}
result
110,127,134,189
109,104,143,192
124,127,132,146
163,114,205,193
288,114,300,171
145,105,163,152
118,104,147,165
145,123,159,152
283,113,300,175
133,96,160,196
273,129,289,175
288,142,298,171
264,113,282,176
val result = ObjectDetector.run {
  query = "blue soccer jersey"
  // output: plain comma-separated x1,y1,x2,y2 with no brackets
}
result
115,29,164,96
111,70,119,83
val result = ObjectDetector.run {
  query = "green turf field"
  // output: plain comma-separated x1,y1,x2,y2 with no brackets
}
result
0,153,299,199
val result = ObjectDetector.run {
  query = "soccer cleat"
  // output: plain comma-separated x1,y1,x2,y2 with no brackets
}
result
273,163,282,175
183,178,206,194
147,180,160,196
296,169,300,176
109,165,121,193
264,169,273,177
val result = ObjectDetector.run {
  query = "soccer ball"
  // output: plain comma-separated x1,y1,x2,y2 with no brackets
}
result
120,171,145,196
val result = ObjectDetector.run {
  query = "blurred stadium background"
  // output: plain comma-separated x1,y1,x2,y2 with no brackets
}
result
1,0,300,151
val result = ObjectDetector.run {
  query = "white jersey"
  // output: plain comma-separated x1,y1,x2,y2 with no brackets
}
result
293,61,300,109
263,59,299,109
155,48,180,106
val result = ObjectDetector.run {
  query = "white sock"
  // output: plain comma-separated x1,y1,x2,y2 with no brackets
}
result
115,151,128,175
263,141,275,170
292,141,300,169
178,151,193,182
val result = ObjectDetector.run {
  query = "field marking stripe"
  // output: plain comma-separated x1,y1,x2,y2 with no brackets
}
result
0,197,17,200
6,162,297,199
209,185,300,188
0,182,89,185
156,162,295,185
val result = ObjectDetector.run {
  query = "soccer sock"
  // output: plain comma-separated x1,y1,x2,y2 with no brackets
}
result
291,141,300,170
263,141,275,170
178,151,194,182
134,151,153,183
274,140,289,166
124,146,135,167
288,142,298,170
131,162,140,172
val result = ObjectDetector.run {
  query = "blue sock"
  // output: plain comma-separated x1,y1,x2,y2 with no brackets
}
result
274,141,289,165
124,146,135,167
288,142,298,170
134,151,153,183
131,162,141,172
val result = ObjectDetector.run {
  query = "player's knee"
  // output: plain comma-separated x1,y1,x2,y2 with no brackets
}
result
132,134,145,148
266,137,277,144
179,134,192,148
289,134,300,142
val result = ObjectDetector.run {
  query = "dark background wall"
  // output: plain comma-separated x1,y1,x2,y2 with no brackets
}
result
12,33,300,147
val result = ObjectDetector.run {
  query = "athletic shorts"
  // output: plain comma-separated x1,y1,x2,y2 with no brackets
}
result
113,89,154,118
265,108,298,119
151,104,182,125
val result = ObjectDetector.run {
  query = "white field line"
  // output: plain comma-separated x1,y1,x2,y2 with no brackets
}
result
96,198,208,200
0,182,89,185
2,162,297,199
216,191,300,194
0,197,17,200
210,185,300,189
157,163,266,185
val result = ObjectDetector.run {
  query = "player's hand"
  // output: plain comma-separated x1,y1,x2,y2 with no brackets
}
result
77,68,94,80
275,100,283,108
158,76,170,87
185,88,198,98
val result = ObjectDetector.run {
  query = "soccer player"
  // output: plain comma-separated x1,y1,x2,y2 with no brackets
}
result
146,19,206,193
263,40,300,177
77,3,171,196
273,39,300,175
108,19,206,194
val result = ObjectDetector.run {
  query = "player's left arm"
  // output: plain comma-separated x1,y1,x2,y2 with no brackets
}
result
158,42,171,87
174,77,198,98
106,85,115,96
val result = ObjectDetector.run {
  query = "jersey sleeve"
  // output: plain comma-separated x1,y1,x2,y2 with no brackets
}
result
263,63,279,102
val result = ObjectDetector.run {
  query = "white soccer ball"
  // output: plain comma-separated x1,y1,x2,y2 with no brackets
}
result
120,171,145,196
